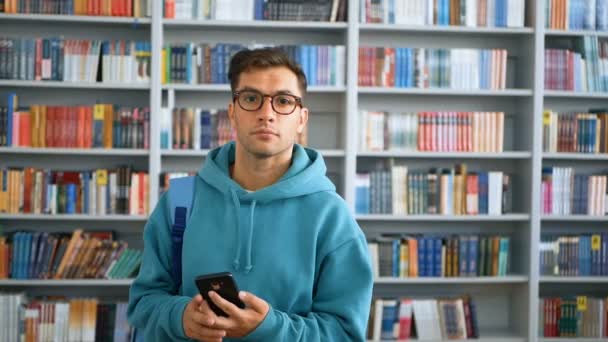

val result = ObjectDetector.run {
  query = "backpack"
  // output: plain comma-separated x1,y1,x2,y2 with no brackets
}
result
131,176,197,342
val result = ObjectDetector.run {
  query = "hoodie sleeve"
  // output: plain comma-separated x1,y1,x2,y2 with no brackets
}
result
242,234,373,342
127,195,192,342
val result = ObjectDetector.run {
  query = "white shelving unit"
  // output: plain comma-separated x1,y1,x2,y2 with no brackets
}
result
1,0,608,340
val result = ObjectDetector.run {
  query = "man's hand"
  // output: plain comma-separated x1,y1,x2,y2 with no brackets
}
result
182,294,227,342
207,290,270,338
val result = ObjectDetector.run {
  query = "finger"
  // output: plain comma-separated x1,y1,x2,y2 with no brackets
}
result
208,291,241,317
199,326,227,340
239,291,268,314
190,326,226,342
198,299,220,322
210,315,237,331
190,307,217,327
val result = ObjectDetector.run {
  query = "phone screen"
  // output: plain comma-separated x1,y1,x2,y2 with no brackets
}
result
195,272,245,317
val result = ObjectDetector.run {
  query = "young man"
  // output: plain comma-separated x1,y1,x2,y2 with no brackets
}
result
127,48,373,341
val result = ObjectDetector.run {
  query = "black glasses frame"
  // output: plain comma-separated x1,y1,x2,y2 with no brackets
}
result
232,90,303,115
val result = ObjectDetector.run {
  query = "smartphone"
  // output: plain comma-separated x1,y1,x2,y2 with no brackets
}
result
195,272,246,317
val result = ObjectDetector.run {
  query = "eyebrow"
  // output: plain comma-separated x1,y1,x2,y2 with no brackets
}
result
238,86,298,96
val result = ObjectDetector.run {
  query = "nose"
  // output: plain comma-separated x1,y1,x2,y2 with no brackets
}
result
257,96,276,122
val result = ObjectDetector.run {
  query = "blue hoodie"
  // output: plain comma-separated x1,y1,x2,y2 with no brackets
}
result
128,142,373,341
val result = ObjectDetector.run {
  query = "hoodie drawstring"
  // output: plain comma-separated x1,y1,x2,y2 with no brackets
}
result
230,189,242,271
243,200,256,273
230,189,256,274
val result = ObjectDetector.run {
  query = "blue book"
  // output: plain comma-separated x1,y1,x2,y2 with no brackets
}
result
6,93,17,147
380,300,398,340
185,44,193,84
602,233,608,276
418,236,426,277
10,233,19,278
425,237,434,277
28,232,40,279
311,46,318,86
597,0,607,30
478,172,489,214
459,235,468,276
469,235,479,277
392,239,400,277
66,183,76,214
22,233,31,280
434,238,443,277
82,172,90,215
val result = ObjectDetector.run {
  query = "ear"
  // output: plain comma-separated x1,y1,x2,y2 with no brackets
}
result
227,101,237,129
296,107,309,134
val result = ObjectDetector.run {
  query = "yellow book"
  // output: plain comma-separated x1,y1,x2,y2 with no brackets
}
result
39,106,46,148
0,170,6,213
161,48,167,84
30,105,39,148
54,229,84,279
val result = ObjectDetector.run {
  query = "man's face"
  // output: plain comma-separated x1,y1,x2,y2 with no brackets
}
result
228,66,308,159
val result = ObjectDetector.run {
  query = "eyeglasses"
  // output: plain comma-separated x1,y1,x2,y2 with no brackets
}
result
233,90,303,115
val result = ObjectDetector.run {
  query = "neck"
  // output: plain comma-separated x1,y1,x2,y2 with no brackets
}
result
231,144,294,191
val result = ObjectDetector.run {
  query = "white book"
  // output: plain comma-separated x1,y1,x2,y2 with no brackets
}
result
488,171,503,215
368,242,379,279
466,0,477,27
392,165,408,214
372,299,384,340
412,299,442,340
427,0,434,24
193,108,201,150
487,0,496,27
130,173,139,215
335,45,345,87
471,49,480,89
565,167,572,215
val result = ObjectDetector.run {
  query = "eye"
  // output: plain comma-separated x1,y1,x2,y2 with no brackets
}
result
244,95,259,103
276,95,294,105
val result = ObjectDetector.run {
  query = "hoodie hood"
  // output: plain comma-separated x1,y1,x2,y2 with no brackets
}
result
197,141,335,273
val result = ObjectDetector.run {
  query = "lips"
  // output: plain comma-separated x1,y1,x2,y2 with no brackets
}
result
251,129,278,136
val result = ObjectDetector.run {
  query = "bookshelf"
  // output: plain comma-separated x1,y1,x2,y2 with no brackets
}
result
1,0,608,341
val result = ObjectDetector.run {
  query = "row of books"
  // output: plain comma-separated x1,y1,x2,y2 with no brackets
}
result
541,167,608,216
0,96,150,149
544,37,608,92
368,234,510,278
161,107,232,150
540,296,608,338
0,294,133,342
0,167,149,215
0,230,142,280
543,110,608,154
359,110,505,153
539,234,608,277
358,47,508,90
0,37,152,83
355,165,512,216
545,0,608,30
160,107,307,151
162,43,345,87
164,0,347,22
360,0,525,28
367,296,479,340
0,0,150,17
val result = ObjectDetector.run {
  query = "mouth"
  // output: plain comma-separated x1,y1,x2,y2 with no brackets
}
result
251,129,279,136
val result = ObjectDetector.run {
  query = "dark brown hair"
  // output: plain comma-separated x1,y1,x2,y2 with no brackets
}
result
228,47,308,96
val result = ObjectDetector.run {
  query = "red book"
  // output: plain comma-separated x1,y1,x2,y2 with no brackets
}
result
425,112,433,151
417,112,425,151
19,111,31,147
23,168,34,213
430,112,437,151
77,106,86,148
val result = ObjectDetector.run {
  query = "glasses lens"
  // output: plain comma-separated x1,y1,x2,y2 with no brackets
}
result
238,91,263,111
272,94,297,114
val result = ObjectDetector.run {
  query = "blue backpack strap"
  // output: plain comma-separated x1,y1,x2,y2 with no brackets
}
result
168,176,197,293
